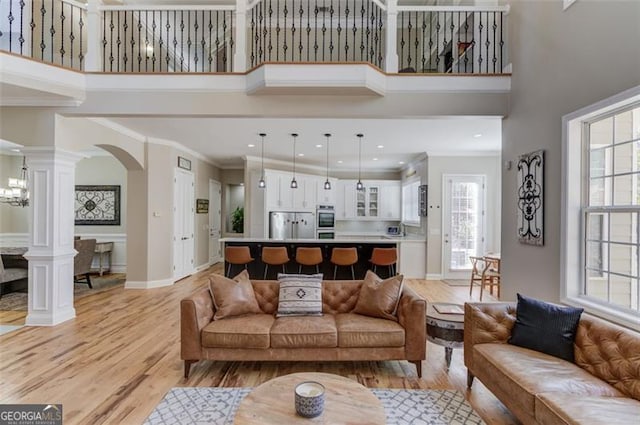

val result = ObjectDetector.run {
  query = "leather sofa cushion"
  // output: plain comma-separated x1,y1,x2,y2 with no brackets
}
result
209,271,262,320
353,271,404,321
335,313,405,348
202,314,275,349
535,393,640,425
270,315,337,348
474,343,622,414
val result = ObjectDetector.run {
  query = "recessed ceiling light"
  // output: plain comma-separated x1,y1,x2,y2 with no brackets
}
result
248,144,255,147
473,133,483,138
373,158,379,161
315,144,323,148
298,153,304,157
10,148,21,152
377,145,384,149
337,160,343,164
398,161,405,165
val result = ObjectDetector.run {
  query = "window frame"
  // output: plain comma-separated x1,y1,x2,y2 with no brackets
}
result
401,177,421,227
561,85,640,331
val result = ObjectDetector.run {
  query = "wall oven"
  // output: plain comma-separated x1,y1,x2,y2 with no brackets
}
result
316,205,335,229
317,231,335,239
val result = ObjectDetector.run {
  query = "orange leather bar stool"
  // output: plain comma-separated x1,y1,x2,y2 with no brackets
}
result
330,247,358,280
295,247,323,273
225,246,254,276
369,247,398,278
261,246,290,279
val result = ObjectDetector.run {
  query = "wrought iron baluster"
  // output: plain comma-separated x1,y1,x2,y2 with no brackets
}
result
215,11,220,71
282,0,287,61
268,0,273,61
420,11,425,72
30,0,35,60
250,6,255,66
8,0,14,53
322,0,326,62
276,0,280,61
329,0,334,61
117,11,122,72
60,2,65,66
435,12,440,70
456,11,460,73
450,11,455,72
152,11,157,72
463,11,469,72
305,0,310,61
289,0,295,62
109,10,114,71
230,10,234,71
50,0,54,63
262,2,267,64
192,11,199,72
224,11,229,71
351,0,356,61
69,4,74,67
363,0,368,63
399,12,404,70
78,9,83,69
492,11,497,73
101,9,106,70
199,10,204,72
500,12,503,73
19,0,25,54
298,0,303,61
313,0,317,61
414,11,419,71
258,1,263,63
485,11,490,73
40,1,45,61
343,0,348,60
207,11,212,71
336,0,341,61
406,11,411,69
158,11,163,72
478,11,483,73
378,5,383,68
359,0,364,61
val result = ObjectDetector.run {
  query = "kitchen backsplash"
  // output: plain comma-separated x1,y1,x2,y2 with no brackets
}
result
335,220,400,234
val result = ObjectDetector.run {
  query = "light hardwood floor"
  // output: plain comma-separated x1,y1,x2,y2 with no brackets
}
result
0,265,518,425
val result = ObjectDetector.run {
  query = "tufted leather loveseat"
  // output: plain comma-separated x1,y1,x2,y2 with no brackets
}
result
464,302,640,425
181,279,426,379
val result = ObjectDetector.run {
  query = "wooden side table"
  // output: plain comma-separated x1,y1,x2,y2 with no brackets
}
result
426,303,465,371
94,242,114,276
234,372,386,425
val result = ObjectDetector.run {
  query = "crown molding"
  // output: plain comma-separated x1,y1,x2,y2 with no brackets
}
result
87,118,147,142
147,137,221,168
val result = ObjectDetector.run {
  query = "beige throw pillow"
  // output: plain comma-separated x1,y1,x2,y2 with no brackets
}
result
209,270,261,320
353,270,404,321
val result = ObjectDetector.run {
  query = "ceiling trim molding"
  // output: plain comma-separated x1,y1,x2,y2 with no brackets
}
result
0,97,83,107
147,137,221,168
88,118,147,142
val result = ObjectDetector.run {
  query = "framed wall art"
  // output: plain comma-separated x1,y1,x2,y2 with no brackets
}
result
178,156,192,171
75,185,121,225
196,198,209,214
517,150,544,246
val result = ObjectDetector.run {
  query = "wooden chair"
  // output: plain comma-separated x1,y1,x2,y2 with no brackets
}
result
369,247,398,278
261,246,289,279
74,238,97,288
225,246,254,277
330,247,358,280
295,247,323,273
469,255,501,301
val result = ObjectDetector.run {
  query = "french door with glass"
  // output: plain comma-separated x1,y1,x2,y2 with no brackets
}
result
442,175,486,280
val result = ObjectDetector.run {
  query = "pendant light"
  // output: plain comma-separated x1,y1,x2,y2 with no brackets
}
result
356,134,364,191
290,133,298,189
323,133,331,190
258,133,266,188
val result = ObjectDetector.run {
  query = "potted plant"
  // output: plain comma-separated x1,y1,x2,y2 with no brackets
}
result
231,206,244,233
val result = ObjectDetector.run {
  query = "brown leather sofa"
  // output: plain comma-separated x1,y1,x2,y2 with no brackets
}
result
464,302,640,425
181,279,426,378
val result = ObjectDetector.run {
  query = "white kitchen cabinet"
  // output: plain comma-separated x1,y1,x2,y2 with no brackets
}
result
292,175,317,210
265,169,293,210
336,180,357,219
380,181,401,220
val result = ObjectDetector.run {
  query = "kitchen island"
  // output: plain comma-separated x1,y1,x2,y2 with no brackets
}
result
221,237,426,279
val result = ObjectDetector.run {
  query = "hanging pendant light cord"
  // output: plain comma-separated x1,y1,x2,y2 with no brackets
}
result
326,134,330,181
358,135,362,182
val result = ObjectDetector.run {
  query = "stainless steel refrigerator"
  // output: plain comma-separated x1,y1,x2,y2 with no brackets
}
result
269,212,315,239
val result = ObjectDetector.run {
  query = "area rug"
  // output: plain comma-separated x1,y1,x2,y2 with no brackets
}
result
0,274,126,311
443,279,470,287
145,387,485,425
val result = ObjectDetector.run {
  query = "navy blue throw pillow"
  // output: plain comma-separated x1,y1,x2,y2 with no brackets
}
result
508,294,584,362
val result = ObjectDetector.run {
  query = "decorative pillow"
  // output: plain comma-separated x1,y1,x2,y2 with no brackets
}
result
353,270,404,321
508,293,584,362
276,273,323,317
209,270,261,320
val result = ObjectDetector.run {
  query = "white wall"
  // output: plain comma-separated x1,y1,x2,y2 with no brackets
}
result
0,154,29,235
427,155,501,277
501,0,640,302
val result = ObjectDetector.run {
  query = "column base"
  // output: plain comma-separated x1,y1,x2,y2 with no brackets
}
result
25,307,76,326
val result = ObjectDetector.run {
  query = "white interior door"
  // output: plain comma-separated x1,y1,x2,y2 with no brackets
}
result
209,179,222,264
442,175,486,280
173,168,195,280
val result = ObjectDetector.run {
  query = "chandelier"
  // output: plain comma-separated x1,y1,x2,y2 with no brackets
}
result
0,156,29,207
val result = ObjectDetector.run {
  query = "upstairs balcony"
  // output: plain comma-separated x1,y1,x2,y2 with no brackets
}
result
0,0,510,99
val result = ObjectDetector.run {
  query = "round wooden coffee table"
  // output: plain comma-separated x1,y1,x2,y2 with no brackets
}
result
426,302,465,371
234,372,386,424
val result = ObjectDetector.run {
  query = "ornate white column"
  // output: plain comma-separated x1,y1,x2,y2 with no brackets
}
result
233,0,248,72
23,148,84,326
84,0,103,71
385,0,399,73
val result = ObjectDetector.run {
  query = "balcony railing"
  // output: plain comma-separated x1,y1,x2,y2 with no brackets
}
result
0,0,87,70
0,0,509,74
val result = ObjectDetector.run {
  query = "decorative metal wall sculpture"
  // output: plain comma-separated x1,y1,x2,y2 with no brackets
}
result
75,185,121,225
517,150,544,246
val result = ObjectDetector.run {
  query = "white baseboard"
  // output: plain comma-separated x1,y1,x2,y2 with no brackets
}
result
195,261,214,272
110,265,126,273
125,278,174,289
426,273,443,281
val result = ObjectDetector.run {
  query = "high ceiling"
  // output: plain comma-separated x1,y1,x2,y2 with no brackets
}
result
109,116,501,169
